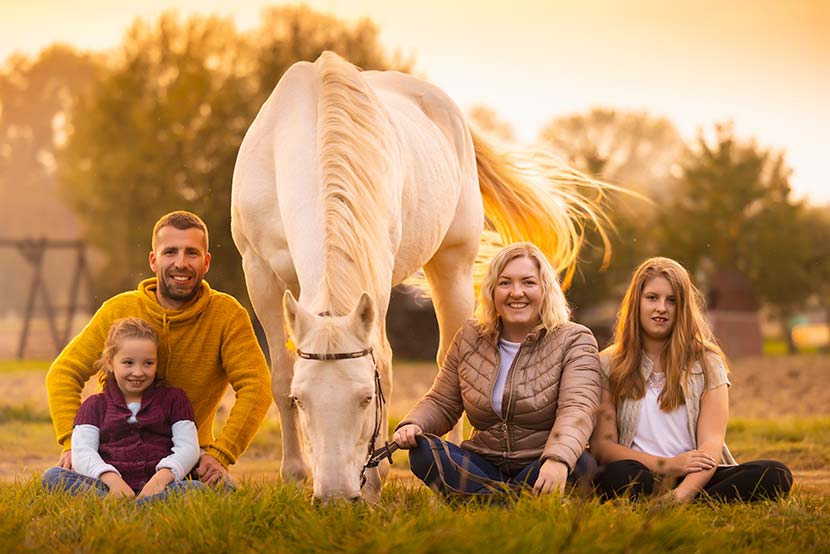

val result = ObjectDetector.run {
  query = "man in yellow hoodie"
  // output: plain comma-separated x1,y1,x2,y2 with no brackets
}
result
46,211,272,485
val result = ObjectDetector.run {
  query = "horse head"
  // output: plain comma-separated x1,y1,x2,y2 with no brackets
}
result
283,290,381,503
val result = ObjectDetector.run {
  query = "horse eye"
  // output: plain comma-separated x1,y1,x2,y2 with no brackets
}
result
360,395,373,408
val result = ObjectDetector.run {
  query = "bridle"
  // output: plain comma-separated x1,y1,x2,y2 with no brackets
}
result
294,346,395,489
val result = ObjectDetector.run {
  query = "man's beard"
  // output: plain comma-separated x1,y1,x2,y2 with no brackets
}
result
158,272,203,305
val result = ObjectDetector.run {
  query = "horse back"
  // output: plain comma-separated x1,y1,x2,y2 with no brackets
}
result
362,70,483,283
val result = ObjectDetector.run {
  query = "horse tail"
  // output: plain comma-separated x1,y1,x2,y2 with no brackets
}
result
472,129,611,289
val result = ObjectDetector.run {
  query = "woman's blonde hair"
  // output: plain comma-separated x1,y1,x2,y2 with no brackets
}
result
608,257,727,411
475,242,571,336
95,317,159,387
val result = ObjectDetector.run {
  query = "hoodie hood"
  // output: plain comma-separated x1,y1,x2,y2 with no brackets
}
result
137,278,212,324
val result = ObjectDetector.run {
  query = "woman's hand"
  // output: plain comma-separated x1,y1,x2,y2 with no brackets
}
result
99,471,135,499
533,459,569,495
663,450,717,477
393,424,423,449
137,468,174,499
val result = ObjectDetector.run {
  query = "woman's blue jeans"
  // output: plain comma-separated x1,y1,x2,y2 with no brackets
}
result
42,466,207,506
408,435,597,498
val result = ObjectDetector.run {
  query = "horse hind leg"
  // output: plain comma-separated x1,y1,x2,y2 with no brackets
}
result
241,251,309,483
424,244,478,443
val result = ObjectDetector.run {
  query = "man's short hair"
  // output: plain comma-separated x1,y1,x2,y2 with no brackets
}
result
151,211,209,251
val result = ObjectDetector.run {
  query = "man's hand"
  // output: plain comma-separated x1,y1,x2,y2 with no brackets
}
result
57,450,72,469
99,471,135,499
197,454,228,485
533,459,569,495
137,468,174,499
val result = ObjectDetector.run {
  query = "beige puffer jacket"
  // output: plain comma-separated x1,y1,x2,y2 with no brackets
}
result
399,320,601,474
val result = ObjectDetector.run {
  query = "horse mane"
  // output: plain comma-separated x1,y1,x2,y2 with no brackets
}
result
316,51,397,316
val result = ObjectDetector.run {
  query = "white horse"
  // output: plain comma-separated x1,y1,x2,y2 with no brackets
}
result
231,51,604,502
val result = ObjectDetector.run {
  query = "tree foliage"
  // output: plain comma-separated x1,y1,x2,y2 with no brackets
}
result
58,8,406,301
801,206,830,329
539,108,683,198
0,45,99,310
658,123,811,342
538,109,683,337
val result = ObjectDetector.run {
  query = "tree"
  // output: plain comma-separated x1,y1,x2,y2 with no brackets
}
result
0,45,99,310
58,8,405,301
539,108,684,199
467,104,517,145
538,109,683,340
658,123,811,350
802,206,830,333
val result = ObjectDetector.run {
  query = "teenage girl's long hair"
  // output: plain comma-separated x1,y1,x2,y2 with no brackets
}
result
607,257,727,411
95,317,160,388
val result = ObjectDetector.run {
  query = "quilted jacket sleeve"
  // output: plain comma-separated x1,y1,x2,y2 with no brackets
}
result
396,325,468,436
542,324,601,470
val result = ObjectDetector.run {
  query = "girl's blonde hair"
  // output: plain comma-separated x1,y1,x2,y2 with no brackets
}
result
475,242,571,336
608,257,727,411
95,317,159,387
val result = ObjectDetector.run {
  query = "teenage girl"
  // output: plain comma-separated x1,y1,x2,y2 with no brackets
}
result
590,257,792,503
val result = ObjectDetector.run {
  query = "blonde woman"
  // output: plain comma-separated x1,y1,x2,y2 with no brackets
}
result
394,242,601,498
590,257,792,502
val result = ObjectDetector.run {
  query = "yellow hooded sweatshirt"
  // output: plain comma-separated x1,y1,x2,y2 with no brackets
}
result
46,278,272,468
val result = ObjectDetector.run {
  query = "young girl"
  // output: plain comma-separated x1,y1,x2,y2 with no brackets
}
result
590,257,792,503
43,317,203,504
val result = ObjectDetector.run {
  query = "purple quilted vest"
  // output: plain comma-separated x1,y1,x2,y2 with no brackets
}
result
75,380,195,493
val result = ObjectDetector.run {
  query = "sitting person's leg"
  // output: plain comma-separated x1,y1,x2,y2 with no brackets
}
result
41,467,109,498
136,479,207,506
702,460,793,502
408,435,504,497
593,459,656,499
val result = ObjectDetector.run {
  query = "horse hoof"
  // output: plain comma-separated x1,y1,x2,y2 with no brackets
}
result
281,462,309,483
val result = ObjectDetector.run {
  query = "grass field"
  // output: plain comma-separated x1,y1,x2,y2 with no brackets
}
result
1,356,828,553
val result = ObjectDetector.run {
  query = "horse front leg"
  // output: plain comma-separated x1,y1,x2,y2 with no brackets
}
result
272,341,309,483
241,253,309,483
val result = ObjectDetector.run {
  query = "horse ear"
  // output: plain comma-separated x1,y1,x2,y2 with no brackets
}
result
350,292,375,342
283,290,311,342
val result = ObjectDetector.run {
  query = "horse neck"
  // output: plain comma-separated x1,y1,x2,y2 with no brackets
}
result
314,52,398,317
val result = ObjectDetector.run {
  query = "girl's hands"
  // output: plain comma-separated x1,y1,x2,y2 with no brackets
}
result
99,471,135,499
137,468,174,499
393,424,423,449
533,459,568,495
664,450,717,476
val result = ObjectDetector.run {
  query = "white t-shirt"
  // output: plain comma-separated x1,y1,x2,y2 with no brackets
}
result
492,338,521,416
631,371,695,458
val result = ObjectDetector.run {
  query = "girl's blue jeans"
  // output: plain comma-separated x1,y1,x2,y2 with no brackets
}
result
42,466,206,506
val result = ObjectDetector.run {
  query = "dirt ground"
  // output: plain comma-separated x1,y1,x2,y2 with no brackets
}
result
2,354,828,488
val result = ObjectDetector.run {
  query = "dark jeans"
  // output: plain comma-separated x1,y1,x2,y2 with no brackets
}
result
594,459,793,502
408,435,597,499
42,466,207,506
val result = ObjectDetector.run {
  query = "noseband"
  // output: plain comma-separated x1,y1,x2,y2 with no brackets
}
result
294,346,392,488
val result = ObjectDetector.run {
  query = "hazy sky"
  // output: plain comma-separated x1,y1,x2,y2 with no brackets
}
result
2,0,827,203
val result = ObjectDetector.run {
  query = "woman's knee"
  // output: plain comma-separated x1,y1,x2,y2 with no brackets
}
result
595,459,654,498
408,436,438,479
750,460,793,498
